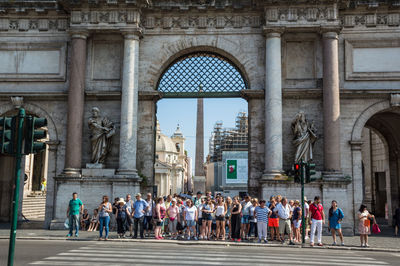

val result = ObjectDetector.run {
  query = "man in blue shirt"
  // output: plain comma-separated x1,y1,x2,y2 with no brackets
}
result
66,192,84,237
132,193,149,239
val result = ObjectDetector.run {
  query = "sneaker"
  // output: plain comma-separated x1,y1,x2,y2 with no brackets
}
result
289,241,295,245
257,239,262,243
237,238,241,242
365,244,370,247
318,243,323,247
332,242,336,246
310,243,314,247
66,233,72,237
264,239,268,244
341,242,345,246
305,236,309,240
194,237,198,240
361,243,365,247
74,233,78,237
187,236,191,240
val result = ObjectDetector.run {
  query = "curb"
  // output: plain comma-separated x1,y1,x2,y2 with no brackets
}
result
1,236,399,253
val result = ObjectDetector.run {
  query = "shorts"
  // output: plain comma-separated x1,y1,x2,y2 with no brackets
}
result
186,220,196,227
279,219,292,235
164,218,169,226
216,215,225,221
203,214,212,221
156,220,164,227
293,219,302,229
197,218,203,226
241,215,250,224
268,218,279,227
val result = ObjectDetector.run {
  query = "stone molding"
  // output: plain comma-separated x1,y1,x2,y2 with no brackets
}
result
143,14,262,30
264,5,340,29
342,13,400,28
0,18,68,32
70,9,141,29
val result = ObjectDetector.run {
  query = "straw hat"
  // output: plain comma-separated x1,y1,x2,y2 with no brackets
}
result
117,198,126,204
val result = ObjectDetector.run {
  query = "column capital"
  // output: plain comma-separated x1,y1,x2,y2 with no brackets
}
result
68,29,89,40
121,28,142,40
349,140,364,151
263,26,285,38
320,26,341,39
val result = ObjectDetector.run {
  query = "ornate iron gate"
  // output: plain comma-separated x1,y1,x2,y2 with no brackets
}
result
157,52,248,98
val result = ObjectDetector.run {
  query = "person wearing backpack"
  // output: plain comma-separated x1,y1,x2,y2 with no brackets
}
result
309,196,325,247
328,200,345,246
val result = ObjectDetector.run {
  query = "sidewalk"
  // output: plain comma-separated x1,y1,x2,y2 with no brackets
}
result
0,228,399,253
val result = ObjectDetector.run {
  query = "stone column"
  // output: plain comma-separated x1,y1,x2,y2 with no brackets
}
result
350,140,363,234
117,32,140,177
64,31,88,175
242,90,265,197
322,31,342,177
263,30,283,179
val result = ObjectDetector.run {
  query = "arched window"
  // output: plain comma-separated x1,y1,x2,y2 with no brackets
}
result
157,52,248,98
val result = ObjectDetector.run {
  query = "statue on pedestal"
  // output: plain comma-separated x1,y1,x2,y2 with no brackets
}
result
88,107,115,165
291,112,317,163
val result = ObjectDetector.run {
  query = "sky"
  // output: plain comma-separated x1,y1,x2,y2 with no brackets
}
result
156,98,247,166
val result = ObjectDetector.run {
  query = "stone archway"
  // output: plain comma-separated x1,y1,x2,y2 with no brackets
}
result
137,47,264,197
0,102,60,227
351,101,400,227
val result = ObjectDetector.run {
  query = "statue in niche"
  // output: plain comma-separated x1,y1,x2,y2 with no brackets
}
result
88,107,115,164
291,112,317,163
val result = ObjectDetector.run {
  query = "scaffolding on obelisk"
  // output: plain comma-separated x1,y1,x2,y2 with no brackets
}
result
193,86,206,193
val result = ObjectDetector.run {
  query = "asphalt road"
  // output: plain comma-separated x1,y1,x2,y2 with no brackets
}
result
1,239,399,266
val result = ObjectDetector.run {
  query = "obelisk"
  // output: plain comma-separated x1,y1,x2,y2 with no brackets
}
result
194,89,206,193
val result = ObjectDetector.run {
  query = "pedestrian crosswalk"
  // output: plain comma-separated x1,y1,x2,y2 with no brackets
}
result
30,244,390,266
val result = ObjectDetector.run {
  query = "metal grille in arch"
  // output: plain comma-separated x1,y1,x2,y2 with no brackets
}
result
157,52,248,98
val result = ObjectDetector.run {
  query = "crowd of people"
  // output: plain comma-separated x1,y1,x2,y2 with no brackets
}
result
66,191,390,247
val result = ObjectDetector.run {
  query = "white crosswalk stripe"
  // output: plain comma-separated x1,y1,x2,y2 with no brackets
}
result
29,244,390,266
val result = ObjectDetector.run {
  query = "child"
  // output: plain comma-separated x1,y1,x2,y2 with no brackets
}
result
80,209,90,230
88,209,99,232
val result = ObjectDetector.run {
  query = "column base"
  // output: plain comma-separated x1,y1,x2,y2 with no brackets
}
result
322,171,344,180
193,176,206,193
62,168,81,177
116,169,139,179
261,170,285,181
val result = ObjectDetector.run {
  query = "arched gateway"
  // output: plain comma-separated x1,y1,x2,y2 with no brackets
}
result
1,1,400,234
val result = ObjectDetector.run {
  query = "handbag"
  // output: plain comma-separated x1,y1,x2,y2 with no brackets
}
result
64,218,69,229
372,223,381,234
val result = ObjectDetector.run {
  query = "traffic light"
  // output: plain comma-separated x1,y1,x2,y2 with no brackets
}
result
0,117,15,154
294,163,301,183
305,162,316,183
24,116,47,154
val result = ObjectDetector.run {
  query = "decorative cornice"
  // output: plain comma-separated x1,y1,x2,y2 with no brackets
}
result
142,14,262,30
342,13,400,28
264,5,340,30
69,9,141,30
0,18,68,32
